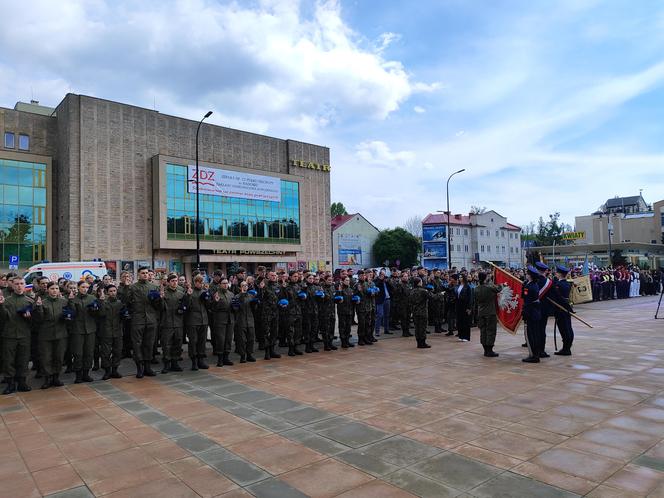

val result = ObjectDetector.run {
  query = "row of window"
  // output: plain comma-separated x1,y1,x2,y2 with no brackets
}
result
448,227,520,239
4,132,30,151
479,245,519,254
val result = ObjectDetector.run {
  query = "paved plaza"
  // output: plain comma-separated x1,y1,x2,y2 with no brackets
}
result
1,295,663,498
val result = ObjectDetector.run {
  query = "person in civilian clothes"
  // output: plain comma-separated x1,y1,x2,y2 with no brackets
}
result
33,282,69,389
455,274,472,342
97,284,125,380
522,265,542,363
551,265,574,356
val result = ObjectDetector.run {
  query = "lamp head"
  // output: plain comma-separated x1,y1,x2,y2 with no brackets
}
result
204,111,213,118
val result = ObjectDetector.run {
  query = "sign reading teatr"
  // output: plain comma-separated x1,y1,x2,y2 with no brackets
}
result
188,166,281,202
290,159,331,172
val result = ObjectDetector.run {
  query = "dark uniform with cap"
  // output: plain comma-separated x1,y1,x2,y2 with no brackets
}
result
552,265,574,356
522,265,542,363
535,261,553,358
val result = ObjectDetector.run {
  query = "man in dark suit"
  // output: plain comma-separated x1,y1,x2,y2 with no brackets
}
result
455,274,472,341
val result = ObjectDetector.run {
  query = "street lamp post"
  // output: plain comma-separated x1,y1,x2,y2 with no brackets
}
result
607,217,614,268
446,169,465,270
195,111,213,272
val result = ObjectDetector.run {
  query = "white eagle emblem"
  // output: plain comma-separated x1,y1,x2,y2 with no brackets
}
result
497,285,519,314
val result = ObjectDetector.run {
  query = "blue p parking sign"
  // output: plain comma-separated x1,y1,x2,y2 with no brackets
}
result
9,255,19,270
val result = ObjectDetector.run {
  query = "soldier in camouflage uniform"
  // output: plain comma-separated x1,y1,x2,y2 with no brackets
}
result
258,272,282,360
282,271,304,356
0,277,34,394
410,277,431,349
302,273,320,353
68,280,99,384
97,284,126,379
159,273,186,373
210,277,235,367
183,274,211,371
335,276,355,348
33,282,68,389
393,271,413,337
318,274,337,351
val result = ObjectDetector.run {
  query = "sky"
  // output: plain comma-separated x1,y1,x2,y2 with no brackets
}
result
1,0,663,230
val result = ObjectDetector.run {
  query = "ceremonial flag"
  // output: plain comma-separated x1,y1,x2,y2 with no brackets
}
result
493,267,523,335
570,275,593,304
582,252,589,276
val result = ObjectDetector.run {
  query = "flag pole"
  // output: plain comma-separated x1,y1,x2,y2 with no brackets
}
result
483,261,594,329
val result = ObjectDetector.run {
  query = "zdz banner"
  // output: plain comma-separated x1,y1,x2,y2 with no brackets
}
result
493,268,523,335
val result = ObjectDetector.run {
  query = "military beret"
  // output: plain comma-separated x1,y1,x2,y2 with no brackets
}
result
535,262,549,271
555,265,569,275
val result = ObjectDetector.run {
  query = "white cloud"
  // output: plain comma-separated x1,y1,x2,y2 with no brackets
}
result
0,0,437,136
413,106,425,113
355,140,416,169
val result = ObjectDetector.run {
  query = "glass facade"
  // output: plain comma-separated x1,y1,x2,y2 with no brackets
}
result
0,158,47,265
166,163,300,244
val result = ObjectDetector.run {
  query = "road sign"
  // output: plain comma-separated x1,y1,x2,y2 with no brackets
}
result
9,255,19,270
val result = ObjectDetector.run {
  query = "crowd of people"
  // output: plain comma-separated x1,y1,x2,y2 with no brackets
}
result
588,266,662,301
0,262,660,394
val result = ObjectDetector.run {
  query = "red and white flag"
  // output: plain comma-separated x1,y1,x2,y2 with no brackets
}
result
493,268,523,335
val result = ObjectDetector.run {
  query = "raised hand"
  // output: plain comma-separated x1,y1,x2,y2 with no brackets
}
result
213,291,220,302
36,296,43,306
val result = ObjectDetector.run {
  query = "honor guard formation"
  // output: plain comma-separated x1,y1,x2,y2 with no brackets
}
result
0,263,660,394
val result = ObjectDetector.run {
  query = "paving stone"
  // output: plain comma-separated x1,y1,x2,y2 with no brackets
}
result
336,449,401,477
135,410,170,425
174,434,219,453
409,452,502,491
242,412,297,432
106,392,134,403
470,472,580,498
210,458,272,486
400,396,423,406
208,383,252,396
252,397,302,413
303,416,351,433
206,397,242,410
279,406,335,426
632,455,664,472
281,428,351,455
153,420,194,438
44,485,95,498
197,447,237,468
225,390,276,404
361,435,442,467
118,400,150,413
384,468,463,498
318,421,390,448
246,478,310,498
92,383,117,392
0,404,24,414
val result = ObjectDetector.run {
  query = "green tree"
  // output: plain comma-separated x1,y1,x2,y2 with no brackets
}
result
529,212,572,246
331,202,348,217
372,228,420,268
0,215,32,243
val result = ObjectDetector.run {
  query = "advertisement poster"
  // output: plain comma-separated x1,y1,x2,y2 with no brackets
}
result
275,262,287,271
154,259,168,279
423,259,446,270
318,260,327,271
308,261,318,272
104,261,117,279
423,243,447,258
287,262,297,272
120,260,135,274
169,260,182,274
422,225,446,243
338,234,362,266
137,260,150,270
297,260,307,271
188,165,281,202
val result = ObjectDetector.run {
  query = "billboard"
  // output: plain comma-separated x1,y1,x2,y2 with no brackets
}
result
423,224,446,243
423,259,447,270
423,242,447,258
338,234,363,266
187,165,281,202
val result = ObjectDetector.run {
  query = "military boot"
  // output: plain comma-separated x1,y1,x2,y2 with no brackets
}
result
74,370,84,384
143,361,157,376
17,377,32,392
484,346,499,357
197,357,209,369
2,378,16,395
170,360,182,372
222,353,234,366
329,342,338,351
323,342,332,351
110,367,123,379
340,338,348,349
270,348,281,358
264,349,271,360
161,361,170,374
246,354,256,362
191,359,199,371
288,345,296,357
217,354,224,367
81,370,94,382
102,368,112,380
92,358,100,371
240,355,247,363
51,374,64,387
135,361,145,379
40,376,51,389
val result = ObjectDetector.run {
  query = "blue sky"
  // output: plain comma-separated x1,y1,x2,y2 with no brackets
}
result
1,0,663,229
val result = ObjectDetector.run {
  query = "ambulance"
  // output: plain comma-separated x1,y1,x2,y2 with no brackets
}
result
22,261,108,289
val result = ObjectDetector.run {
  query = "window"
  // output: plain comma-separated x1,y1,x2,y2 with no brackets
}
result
4,132,14,149
502,246,506,253
496,245,500,253
495,230,499,237
464,229,468,235
501,231,505,238
18,134,29,151
457,244,461,252
487,246,491,253
481,245,485,253
456,228,460,235
464,244,469,252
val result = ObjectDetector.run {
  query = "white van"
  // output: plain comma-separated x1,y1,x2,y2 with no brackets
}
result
23,261,108,289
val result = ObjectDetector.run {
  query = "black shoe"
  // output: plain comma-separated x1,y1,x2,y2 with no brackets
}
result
102,368,112,380
324,344,332,351
2,380,16,395
143,361,156,376
522,356,540,363
191,359,199,371
270,349,281,359
554,349,572,356
404,332,414,337
222,354,234,366
357,340,366,346
309,344,319,353
136,361,144,379
246,355,256,362
445,332,454,336
170,361,182,372
40,377,51,390
539,352,550,358
17,377,32,392
521,343,528,348
264,350,271,360
385,331,393,335
341,340,348,349
240,355,247,363
347,341,355,347
294,346,303,355
161,363,170,374
485,349,499,357
288,345,296,357
51,374,64,387
81,370,94,382
75,370,84,384
197,358,209,370
217,355,225,366
111,367,123,379
417,343,432,349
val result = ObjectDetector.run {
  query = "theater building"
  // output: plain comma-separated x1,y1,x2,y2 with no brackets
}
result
0,95,331,276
